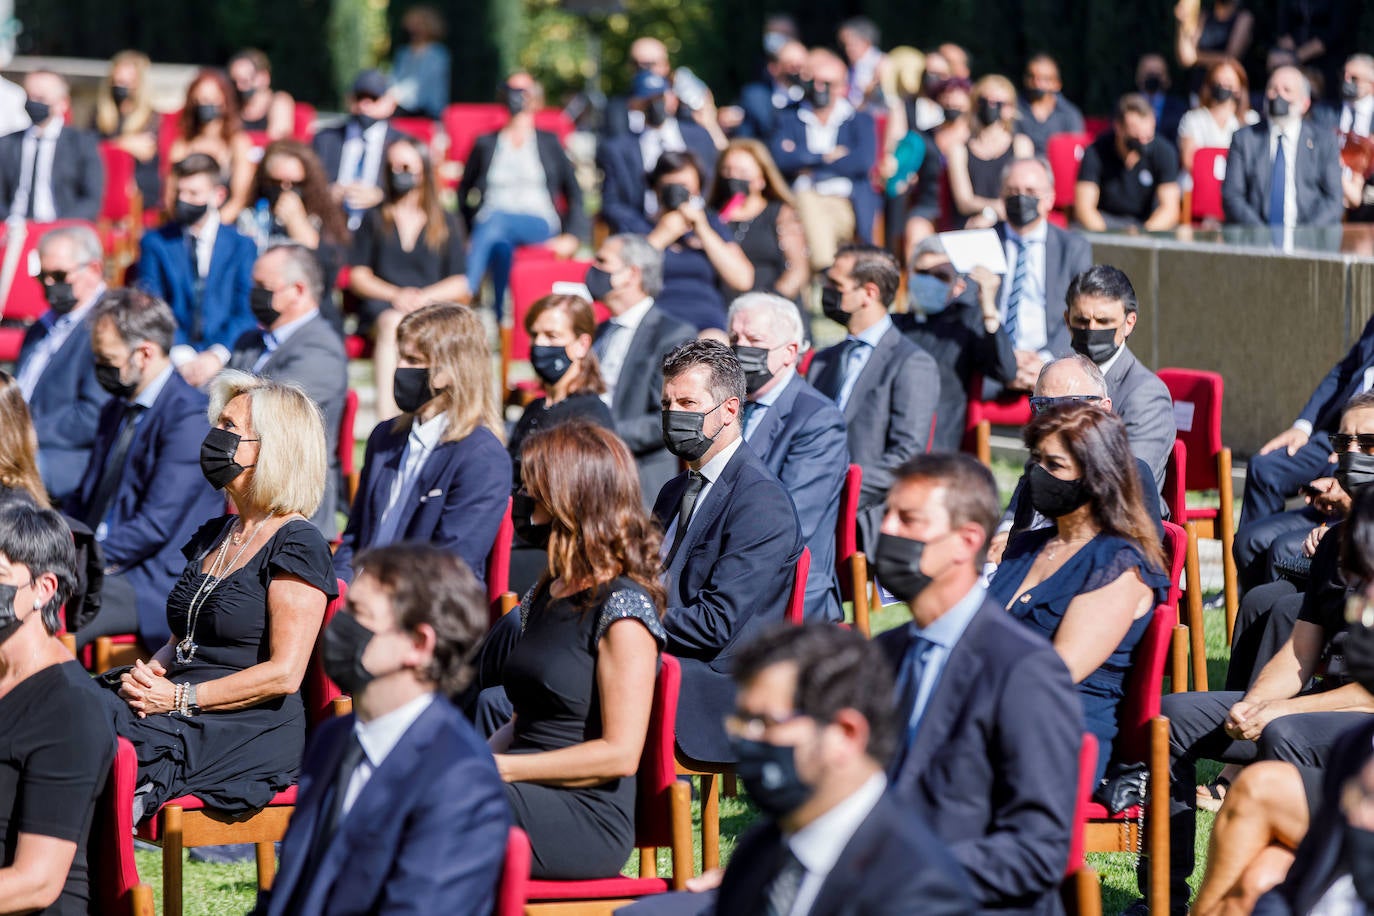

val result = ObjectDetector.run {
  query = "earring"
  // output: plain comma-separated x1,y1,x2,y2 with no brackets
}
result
32,600,41,609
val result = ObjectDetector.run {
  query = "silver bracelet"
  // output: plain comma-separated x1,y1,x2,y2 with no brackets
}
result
185,683,198,716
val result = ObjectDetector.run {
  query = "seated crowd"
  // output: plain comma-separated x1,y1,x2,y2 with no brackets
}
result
8,12,1374,916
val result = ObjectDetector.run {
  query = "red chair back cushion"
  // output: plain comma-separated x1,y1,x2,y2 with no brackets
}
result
1046,133,1094,210
442,103,510,164
303,579,347,727
292,102,317,144
507,258,601,362
1190,148,1228,223
98,142,138,222
635,654,681,848
391,116,437,148
487,497,514,611
1066,732,1098,876
1116,523,1185,764
787,547,810,624
92,737,142,912
339,389,359,479
1157,368,1223,490
836,464,862,564
1163,439,1189,530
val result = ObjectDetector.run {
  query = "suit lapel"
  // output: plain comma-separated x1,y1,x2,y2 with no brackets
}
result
613,308,660,414
749,374,800,460
365,427,406,527
806,801,890,914
844,328,896,422
271,723,354,910
905,608,989,767
390,441,451,538
668,446,744,577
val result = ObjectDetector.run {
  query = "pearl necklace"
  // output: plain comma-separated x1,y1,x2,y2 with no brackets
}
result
175,516,270,665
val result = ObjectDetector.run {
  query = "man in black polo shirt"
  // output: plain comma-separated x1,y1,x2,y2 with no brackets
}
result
1074,93,1181,232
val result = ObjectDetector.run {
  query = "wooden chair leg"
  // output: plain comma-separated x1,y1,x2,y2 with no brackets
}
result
1184,522,1207,691
976,419,992,467
255,841,275,891
639,847,656,879
1218,448,1239,643
850,553,871,637
668,780,694,889
131,883,156,916
1073,867,1103,916
162,805,183,916
1170,625,1190,694
1149,717,1171,916
700,773,720,872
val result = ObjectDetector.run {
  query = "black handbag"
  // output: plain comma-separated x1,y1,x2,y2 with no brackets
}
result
1093,760,1148,815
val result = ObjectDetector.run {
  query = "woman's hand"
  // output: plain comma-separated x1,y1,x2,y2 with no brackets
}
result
119,659,176,718
546,234,580,259
274,188,309,229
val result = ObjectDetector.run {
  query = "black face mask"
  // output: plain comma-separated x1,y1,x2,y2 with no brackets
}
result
1269,96,1291,119
874,533,932,604
1025,87,1051,102
529,345,572,386
249,286,278,327
662,402,725,462
200,427,258,490
1027,463,1091,519
1344,79,1362,102
511,492,552,549
732,345,774,395
806,83,831,109
977,99,1004,126
236,85,257,106
732,737,815,819
95,362,138,399
820,287,850,326
645,97,669,128
724,178,751,199
1347,825,1374,904
1140,75,1164,95
505,89,527,116
111,85,131,105
1071,326,1121,364
1124,136,1147,155
393,367,435,415
941,106,964,123
1337,451,1374,497
0,583,26,647
658,182,691,212
322,610,378,696
389,171,419,196
43,281,78,315
194,103,222,126
174,199,209,226
1004,193,1040,227
23,99,50,125
584,265,615,302
1211,85,1235,103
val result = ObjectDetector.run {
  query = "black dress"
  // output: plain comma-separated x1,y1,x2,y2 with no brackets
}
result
103,516,337,816
0,662,114,916
962,142,1014,227
729,199,786,294
508,392,615,490
347,206,467,326
502,578,666,880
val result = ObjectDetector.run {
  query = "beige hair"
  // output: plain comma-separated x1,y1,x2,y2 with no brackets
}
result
394,304,505,445
208,370,326,517
97,50,154,137
885,47,926,100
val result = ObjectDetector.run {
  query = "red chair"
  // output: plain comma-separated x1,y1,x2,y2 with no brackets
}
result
835,464,873,636
487,497,516,622
97,738,156,915
339,389,359,506
1158,367,1237,683
1046,132,1094,215
97,141,143,279
518,654,693,911
392,116,438,150
0,219,100,361
291,102,317,144
1063,734,1103,916
963,375,1032,467
505,257,600,393
1083,116,1112,138
1187,148,1228,224
136,579,349,916
786,547,811,624
495,826,529,916
441,103,509,166
156,110,183,177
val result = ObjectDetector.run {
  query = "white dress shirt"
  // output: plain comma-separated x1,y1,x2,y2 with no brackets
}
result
338,119,389,188
598,297,655,405
1310,874,1366,916
999,220,1050,356
1269,120,1300,228
373,411,448,545
639,120,687,214
340,692,437,816
783,773,888,916
743,367,794,442
660,436,742,551
1342,96,1374,137
12,120,63,222
17,284,105,398
837,315,890,411
794,101,856,198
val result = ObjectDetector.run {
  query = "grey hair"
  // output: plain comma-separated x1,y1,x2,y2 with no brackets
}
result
38,224,103,267
262,242,324,306
910,235,948,260
1349,54,1374,76
89,288,177,355
727,292,804,349
1000,155,1055,194
1036,354,1109,399
1270,65,1312,101
609,234,663,297
839,16,880,46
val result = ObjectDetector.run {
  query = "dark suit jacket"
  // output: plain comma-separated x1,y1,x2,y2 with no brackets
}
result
229,314,348,540
1253,719,1374,915
806,324,939,551
595,305,696,507
769,106,879,242
596,118,719,234
995,221,1094,359
733,81,798,141
312,121,412,186
715,788,975,915
745,373,849,621
135,223,257,352
1300,311,1374,435
63,372,221,645
333,421,511,587
654,441,803,764
1222,119,1344,226
458,129,589,240
19,308,110,501
252,698,510,916
879,598,1082,915
0,126,103,220
1105,345,1176,495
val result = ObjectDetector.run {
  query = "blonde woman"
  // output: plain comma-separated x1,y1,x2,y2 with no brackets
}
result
948,74,1035,228
93,50,161,208
0,371,49,507
107,371,335,819
334,303,511,589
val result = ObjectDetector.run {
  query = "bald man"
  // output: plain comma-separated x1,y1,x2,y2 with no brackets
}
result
0,71,102,221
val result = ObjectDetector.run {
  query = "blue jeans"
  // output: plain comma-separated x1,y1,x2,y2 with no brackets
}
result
466,211,556,318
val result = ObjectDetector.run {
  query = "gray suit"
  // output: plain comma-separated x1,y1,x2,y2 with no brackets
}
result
229,313,348,539
1222,119,1344,227
994,221,1094,359
1105,344,1175,495
807,323,940,551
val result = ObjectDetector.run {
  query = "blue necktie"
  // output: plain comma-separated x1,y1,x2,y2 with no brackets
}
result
889,635,934,775
1269,135,1287,227
1005,237,1028,345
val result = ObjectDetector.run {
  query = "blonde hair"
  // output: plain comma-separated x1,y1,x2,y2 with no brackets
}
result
97,50,153,137
885,46,926,100
208,370,327,518
0,372,48,507
394,304,504,445
972,74,1020,127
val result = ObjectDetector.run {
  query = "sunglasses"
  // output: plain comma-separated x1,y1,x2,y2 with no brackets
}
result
1029,395,1103,416
1332,433,1374,454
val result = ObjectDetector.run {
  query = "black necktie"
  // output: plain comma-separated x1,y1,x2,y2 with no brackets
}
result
665,471,705,565
83,403,145,528
288,732,366,912
20,134,41,219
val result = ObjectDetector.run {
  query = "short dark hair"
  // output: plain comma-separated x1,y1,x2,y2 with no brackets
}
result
172,152,227,187
839,16,880,46
1345,391,1374,417
662,340,747,406
1066,264,1139,315
1115,92,1153,122
893,453,1001,554
649,149,706,192
263,242,324,307
353,544,488,695
732,622,899,766
836,244,900,307
89,288,177,354
0,502,77,634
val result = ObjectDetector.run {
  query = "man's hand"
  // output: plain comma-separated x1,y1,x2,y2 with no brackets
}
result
178,351,224,387
1011,350,1045,391
987,531,1009,566
1305,477,1351,518
1259,427,1310,457
342,183,384,212
1224,698,1291,742
1302,523,1330,558
685,868,725,892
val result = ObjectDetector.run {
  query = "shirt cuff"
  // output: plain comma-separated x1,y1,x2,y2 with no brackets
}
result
208,345,231,367
1293,419,1314,437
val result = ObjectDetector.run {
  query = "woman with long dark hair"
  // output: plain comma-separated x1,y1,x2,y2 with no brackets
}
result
167,69,256,224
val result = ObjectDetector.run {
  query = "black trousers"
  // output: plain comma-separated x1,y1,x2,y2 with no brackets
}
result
1233,507,1321,594
1225,581,1303,691
74,572,139,652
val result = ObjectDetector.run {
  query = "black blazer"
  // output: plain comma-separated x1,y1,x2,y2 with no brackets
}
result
458,129,589,241
653,441,802,765
715,788,975,915
595,305,696,507
993,221,1094,360
1222,119,1344,227
878,598,1082,915
0,126,103,221
313,121,413,186
595,117,719,235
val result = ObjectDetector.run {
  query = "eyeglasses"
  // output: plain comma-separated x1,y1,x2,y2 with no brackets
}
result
1029,395,1103,415
723,710,807,740
1332,434,1374,454
36,270,69,286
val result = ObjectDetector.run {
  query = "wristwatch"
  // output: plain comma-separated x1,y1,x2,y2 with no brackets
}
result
981,206,998,222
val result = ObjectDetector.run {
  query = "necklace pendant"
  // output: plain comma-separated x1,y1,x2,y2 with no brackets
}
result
175,637,197,665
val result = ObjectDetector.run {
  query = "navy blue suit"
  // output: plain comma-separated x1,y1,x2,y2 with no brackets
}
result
135,223,257,353
596,118,719,234
745,373,849,621
333,420,511,587
769,106,879,243
252,698,510,916
733,81,798,141
653,441,803,765
18,308,110,501
878,598,1082,915
64,372,221,647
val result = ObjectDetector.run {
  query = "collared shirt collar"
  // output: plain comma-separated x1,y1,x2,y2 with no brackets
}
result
353,692,436,768
1269,117,1300,146
46,283,105,330
410,409,449,451
612,296,655,332
133,364,175,410
753,366,795,407
29,119,62,141
798,97,856,127
786,771,887,870
911,581,986,649
1006,219,1048,245
263,308,319,353
849,314,892,349
697,435,742,485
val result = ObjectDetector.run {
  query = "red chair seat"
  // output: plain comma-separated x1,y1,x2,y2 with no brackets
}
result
0,327,24,362
1083,801,1142,821
136,786,299,841
345,335,372,360
1184,506,1219,522
526,876,672,899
